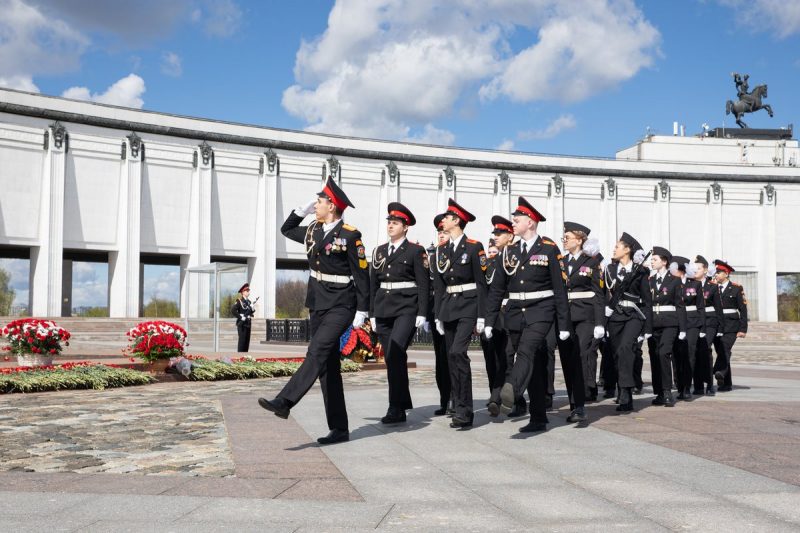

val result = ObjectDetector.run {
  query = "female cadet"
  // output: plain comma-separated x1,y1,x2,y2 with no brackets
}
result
603,233,653,412
672,256,706,400
369,202,430,424
232,283,256,352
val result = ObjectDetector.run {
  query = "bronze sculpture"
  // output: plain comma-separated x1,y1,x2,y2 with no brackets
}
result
726,72,773,128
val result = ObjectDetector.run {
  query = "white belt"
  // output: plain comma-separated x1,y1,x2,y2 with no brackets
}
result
446,283,477,294
310,269,352,284
619,300,640,309
723,309,740,315
508,290,554,300
705,306,716,312
568,291,594,300
380,281,417,290
501,298,509,307
653,305,676,312
685,305,698,312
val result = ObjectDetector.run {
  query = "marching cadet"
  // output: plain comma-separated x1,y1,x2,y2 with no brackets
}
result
603,233,652,412
560,222,604,417
693,255,723,396
428,214,453,416
648,247,687,408
433,199,488,428
672,256,706,400
480,216,514,416
712,260,748,392
258,177,370,445
485,197,571,432
369,203,430,424
231,283,256,352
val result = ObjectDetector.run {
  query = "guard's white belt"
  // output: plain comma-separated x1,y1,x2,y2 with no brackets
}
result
380,281,417,290
705,306,716,312
685,305,698,312
568,291,594,300
446,283,477,294
653,305,676,312
508,290,554,300
723,309,740,315
619,300,640,309
310,269,352,284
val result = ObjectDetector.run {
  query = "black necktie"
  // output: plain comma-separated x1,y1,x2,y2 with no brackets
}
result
521,242,528,256
657,276,663,288
389,244,395,256
448,242,455,255
619,268,627,280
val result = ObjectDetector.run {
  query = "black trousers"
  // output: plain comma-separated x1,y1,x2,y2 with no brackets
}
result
507,320,553,424
713,332,738,388
237,323,251,352
675,327,700,392
480,328,508,404
607,317,643,389
572,320,595,402
443,318,476,420
376,314,416,410
599,337,617,392
694,324,718,389
432,326,451,408
648,326,678,394
541,324,586,409
278,307,353,431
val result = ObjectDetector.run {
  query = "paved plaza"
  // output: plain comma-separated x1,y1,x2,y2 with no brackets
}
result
2,347,800,532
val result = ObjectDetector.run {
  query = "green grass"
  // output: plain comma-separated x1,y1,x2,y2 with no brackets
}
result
0,364,154,393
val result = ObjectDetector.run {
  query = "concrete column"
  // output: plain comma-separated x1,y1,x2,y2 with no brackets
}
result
703,182,724,261
250,149,278,319
652,179,671,248
759,184,778,322
598,177,618,258
31,122,67,316
181,141,213,318
545,175,564,242
109,133,143,317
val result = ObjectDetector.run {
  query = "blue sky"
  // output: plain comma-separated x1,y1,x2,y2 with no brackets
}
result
2,0,800,307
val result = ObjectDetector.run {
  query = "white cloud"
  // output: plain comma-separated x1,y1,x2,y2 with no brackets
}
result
496,139,515,151
0,75,39,92
518,114,577,140
718,0,800,38
201,0,243,37
161,52,183,77
403,124,456,146
62,73,146,108
142,266,180,303
282,0,660,142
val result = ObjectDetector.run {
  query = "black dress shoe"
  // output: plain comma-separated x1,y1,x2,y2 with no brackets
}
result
663,391,675,407
717,385,732,392
706,385,716,396
380,408,406,424
566,406,587,423
633,387,643,395
434,406,447,416
499,383,515,414
693,388,705,396
317,428,349,445
651,394,665,406
520,421,547,432
507,403,528,418
714,370,725,387
258,397,290,419
449,415,473,428
677,390,687,400
487,402,500,417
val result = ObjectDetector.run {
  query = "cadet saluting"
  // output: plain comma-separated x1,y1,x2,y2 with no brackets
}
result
258,177,370,445
433,199,488,429
712,259,748,392
369,202,429,425
486,197,571,433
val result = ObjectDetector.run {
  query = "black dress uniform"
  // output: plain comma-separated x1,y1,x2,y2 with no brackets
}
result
562,222,603,413
694,255,724,395
258,177,369,444
433,199,488,427
672,257,706,400
647,247,687,407
370,203,430,422
712,260,748,392
427,219,452,415
480,217,512,413
486,197,570,431
603,232,653,412
231,283,255,352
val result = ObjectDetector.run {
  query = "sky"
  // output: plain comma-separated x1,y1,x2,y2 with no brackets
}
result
2,0,800,306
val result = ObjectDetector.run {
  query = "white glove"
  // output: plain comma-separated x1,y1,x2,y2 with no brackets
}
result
678,331,686,341
422,320,430,333
297,199,316,216
352,311,368,328
484,326,493,339
415,316,426,328
435,319,444,335
716,332,724,337
699,332,706,338
637,336,644,343
559,331,570,341
605,306,613,317
476,318,485,334
644,333,652,340
593,326,605,339
370,317,377,332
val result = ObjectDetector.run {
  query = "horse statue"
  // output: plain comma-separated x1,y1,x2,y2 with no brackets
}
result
726,83,772,128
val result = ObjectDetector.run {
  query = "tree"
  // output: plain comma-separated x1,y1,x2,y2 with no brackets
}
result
0,268,14,316
275,280,309,318
220,293,238,318
142,298,180,318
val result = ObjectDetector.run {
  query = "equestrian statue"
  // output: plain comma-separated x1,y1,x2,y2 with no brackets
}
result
726,72,773,128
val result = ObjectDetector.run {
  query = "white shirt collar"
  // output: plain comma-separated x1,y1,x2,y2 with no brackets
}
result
389,237,406,249
450,234,464,250
720,281,729,291
322,219,340,234
521,234,538,251
618,261,632,273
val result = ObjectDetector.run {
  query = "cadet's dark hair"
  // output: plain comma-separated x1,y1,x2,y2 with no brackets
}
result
570,230,588,246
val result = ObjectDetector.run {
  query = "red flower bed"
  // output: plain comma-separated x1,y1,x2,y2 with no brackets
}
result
1,318,71,356
0,361,94,375
124,320,187,363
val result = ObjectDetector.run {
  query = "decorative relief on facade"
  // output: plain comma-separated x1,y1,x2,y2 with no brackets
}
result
499,170,510,192
265,148,278,173
386,161,399,185
127,132,142,159
444,166,455,188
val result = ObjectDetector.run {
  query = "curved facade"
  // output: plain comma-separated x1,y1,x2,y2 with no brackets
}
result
1,87,798,321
